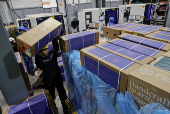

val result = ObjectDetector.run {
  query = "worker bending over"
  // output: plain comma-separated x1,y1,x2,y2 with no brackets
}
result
107,17,114,26
35,37,70,114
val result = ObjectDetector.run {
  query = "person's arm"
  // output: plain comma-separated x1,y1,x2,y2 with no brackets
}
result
35,54,44,71
52,36,59,56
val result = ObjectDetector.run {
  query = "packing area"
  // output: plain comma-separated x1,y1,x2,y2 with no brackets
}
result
1,1,170,114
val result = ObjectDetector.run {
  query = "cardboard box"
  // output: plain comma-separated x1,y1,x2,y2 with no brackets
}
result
109,39,165,59
57,56,62,62
95,42,154,65
17,18,62,57
132,26,162,37
5,25,17,30
32,70,43,89
128,65,170,109
161,27,170,32
2,90,58,114
124,25,151,35
150,55,170,72
118,33,170,52
15,52,34,96
59,30,99,53
163,51,170,57
104,23,138,39
80,46,142,93
145,31,170,43
89,23,99,29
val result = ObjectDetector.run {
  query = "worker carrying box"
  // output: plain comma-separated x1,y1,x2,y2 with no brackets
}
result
17,18,62,57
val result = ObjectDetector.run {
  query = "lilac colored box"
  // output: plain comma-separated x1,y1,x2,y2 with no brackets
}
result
118,48,148,61
108,22,127,27
58,61,64,73
152,34,170,40
126,25,149,31
121,34,144,43
64,31,96,52
15,53,19,62
130,45,159,57
28,93,49,114
83,47,134,90
121,34,166,50
100,43,123,52
8,100,30,114
137,26,161,33
111,40,137,49
159,31,170,36
115,23,136,29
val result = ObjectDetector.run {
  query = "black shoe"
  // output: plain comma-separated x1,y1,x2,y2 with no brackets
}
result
61,101,71,114
31,72,35,76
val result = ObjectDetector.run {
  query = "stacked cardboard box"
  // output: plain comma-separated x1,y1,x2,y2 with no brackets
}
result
80,46,142,93
104,23,138,39
15,52,34,96
145,31,170,43
127,65,170,109
161,27,170,32
32,70,43,89
59,30,99,53
58,61,65,80
108,38,165,59
126,26,162,37
17,18,62,57
118,33,170,52
89,23,99,29
2,91,58,114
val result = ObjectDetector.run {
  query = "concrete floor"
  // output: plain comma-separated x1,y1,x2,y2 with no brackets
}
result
0,72,68,114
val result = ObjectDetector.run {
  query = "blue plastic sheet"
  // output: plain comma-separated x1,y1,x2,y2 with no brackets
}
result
62,50,170,114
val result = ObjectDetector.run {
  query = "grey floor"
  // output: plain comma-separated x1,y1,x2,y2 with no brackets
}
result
0,72,67,114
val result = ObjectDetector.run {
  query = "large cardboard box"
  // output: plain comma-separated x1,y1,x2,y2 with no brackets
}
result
163,51,170,57
108,38,165,59
2,91,58,114
32,70,43,89
124,24,150,35
104,23,138,39
95,42,154,65
15,52,34,96
161,27,170,32
132,26,162,37
145,31,170,43
59,30,99,53
80,46,142,93
89,23,99,29
128,65,170,109
17,18,62,57
118,33,170,52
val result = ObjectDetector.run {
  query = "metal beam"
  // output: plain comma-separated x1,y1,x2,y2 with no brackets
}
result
0,14,29,105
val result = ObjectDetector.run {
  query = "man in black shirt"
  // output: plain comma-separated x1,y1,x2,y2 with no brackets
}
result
35,37,70,114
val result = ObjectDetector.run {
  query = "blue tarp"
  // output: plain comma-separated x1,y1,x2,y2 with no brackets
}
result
62,50,170,114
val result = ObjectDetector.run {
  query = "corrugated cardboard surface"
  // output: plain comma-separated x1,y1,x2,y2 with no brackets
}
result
128,65,170,109
15,52,34,96
161,27,170,32
118,33,170,52
17,18,62,57
59,30,99,53
2,91,58,114
89,23,99,29
145,31,170,43
80,46,141,94
163,51,170,57
95,42,154,65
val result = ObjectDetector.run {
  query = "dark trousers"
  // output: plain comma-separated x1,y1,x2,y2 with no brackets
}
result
20,52,35,73
48,72,67,101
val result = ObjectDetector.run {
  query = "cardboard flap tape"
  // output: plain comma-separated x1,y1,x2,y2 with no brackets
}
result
17,18,62,57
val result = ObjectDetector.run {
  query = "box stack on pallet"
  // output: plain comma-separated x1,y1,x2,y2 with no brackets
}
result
59,22,170,113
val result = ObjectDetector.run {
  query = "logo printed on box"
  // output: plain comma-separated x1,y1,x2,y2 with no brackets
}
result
140,68,153,75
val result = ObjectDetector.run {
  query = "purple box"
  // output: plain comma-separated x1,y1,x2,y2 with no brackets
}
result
152,34,170,41
108,22,127,27
121,34,144,43
115,23,136,29
65,31,97,52
8,93,50,114
58,61,64,73
100,43,123,52
126,25,149,31
159,31,170,36
84,47,134,90
117,48,148,61
137,26,161,33
111,40,137,49
121,34,166,50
